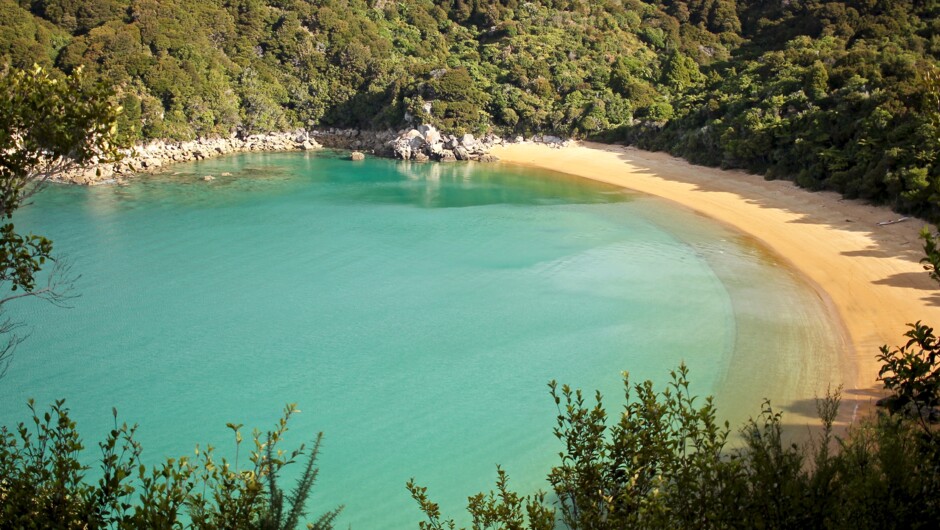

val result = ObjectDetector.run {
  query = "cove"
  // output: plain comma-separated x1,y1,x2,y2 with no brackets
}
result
1,150,843,528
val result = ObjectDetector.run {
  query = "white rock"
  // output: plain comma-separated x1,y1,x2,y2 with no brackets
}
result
425,128,442,146
460,133,476,147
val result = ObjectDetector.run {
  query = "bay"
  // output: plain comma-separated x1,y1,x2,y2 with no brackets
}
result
1,150,842,527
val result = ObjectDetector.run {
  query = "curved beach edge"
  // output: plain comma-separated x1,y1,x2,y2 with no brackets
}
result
492,140,940,422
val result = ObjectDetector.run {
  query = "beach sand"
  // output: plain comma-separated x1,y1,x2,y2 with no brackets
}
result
493,141,940,425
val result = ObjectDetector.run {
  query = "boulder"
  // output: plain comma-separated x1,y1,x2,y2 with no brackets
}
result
454,146,470,161
389,134,414,159
424,128,442,146
439,150,457,162
414,152,430,162
350,151,366,161
460,133,476,148
202,175,215,181
479,154,500,163
409,134,426,151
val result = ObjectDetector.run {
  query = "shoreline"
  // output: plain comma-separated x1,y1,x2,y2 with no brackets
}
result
492,141,940,422
52,126,521,185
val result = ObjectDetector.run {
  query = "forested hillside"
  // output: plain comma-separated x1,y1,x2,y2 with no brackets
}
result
1,1,939,215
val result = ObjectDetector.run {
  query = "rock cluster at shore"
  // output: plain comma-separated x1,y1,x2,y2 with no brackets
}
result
54,130,320,185
52,127,570,185
386,125,503,163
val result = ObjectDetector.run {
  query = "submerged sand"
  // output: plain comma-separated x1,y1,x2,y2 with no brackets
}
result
493,141,940,423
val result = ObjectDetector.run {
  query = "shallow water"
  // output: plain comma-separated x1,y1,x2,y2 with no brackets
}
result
1,151,843,527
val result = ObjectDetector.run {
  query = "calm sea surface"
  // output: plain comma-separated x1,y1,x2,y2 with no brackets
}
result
2,151,843,527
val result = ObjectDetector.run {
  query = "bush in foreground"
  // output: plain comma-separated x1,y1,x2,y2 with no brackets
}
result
3,363,939,529
0,401,341,529
411,365,940,530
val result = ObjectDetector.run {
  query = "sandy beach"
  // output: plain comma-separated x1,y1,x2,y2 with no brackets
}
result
493,141,940,422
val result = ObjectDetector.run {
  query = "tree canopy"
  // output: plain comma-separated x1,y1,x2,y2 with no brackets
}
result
2,1,938,215
0,64,123,375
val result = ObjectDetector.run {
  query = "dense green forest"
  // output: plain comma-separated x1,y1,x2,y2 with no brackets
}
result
2,1,939,214
3,6,940,527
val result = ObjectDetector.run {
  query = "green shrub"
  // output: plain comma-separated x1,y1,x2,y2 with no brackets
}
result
411,365,940,529
0,401,341,529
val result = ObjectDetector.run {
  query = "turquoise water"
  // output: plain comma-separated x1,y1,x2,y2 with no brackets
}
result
1,151,842,527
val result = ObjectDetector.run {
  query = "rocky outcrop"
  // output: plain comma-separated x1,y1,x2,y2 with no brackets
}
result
530,134,569,148
387,125,504,162
51,125,572,185
54,130,321,185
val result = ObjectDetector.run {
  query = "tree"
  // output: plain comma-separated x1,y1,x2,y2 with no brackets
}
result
0,64,122,376
876,227,940,418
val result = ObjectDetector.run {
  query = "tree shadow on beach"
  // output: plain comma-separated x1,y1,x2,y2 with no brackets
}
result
873,272,939,291
842,245,923,260
603,145,928,265
920,292,940,308
782,385,885,431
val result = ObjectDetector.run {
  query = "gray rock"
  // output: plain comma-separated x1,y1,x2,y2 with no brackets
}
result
439,150,457,162
409,135,426,151
460,133,476,147
454,146,470,161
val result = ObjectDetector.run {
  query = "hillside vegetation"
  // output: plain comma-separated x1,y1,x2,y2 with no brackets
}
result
1,0,939,215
